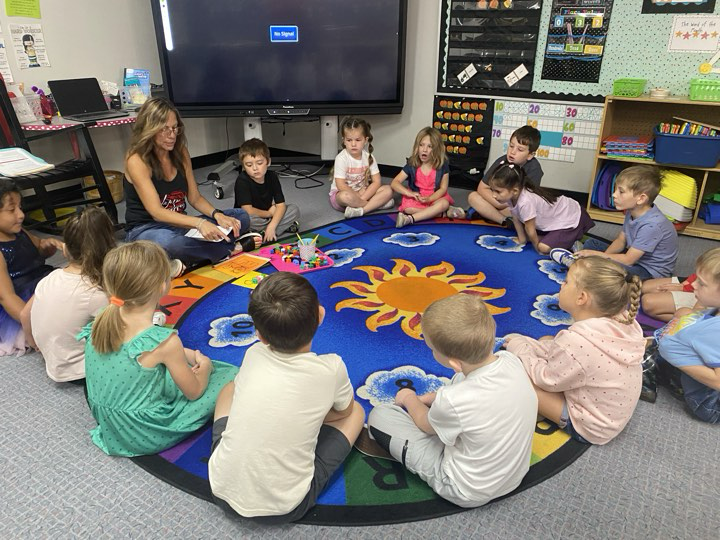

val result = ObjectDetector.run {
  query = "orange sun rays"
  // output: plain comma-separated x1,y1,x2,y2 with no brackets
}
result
331,258,509,340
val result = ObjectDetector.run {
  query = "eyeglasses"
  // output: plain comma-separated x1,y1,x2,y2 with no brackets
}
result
160,125,182,136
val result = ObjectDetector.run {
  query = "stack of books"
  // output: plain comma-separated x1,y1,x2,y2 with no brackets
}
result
0,147,54,176
655,169,698,223
601,135,654,160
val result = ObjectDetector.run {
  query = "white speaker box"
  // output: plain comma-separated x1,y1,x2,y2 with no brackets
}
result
320,115,339,160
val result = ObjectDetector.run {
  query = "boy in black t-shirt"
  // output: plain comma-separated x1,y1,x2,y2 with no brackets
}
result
233,139,301,243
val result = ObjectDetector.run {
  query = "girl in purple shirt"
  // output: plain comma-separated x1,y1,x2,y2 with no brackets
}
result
487,163,594,254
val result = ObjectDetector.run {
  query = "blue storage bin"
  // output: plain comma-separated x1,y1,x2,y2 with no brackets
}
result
654,127,720,167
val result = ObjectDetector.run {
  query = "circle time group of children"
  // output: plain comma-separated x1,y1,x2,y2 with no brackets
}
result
0,108,718,524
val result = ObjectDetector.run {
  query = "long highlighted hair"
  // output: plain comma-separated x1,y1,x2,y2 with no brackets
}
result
571,256,641,324
91,241,171,354
126,97,187,181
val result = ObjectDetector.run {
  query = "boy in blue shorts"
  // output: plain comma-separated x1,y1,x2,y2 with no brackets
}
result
576,165,678,279
468,125,543,225
208,272,364,524
233,138,301,243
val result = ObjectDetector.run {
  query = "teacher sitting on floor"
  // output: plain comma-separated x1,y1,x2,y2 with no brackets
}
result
124,97,259,275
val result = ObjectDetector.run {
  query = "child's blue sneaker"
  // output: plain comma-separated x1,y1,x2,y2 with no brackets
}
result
466,207,478,220
550,248,576,268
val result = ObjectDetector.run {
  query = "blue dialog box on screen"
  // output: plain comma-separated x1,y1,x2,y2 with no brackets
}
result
269,26,299,42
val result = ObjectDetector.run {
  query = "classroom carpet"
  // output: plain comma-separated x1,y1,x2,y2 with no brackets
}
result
132,214,589,526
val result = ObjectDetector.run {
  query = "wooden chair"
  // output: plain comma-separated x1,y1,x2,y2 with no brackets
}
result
0,75,118,233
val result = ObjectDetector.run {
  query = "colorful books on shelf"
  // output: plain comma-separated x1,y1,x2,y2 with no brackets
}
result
601,135,654,160
0,147,54,177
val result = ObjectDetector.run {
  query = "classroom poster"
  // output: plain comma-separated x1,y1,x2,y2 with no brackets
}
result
667,15,720,52
0,38,13,83
642,0,716,14
8,23,50,69
541,0,614,83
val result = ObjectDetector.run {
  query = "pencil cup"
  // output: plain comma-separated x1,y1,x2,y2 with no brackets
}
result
298,238,316,261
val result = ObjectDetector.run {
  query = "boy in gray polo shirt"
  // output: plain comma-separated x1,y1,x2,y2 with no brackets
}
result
577,165,678,279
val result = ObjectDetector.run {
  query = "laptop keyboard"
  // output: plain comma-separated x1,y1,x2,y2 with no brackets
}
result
65,110,129,121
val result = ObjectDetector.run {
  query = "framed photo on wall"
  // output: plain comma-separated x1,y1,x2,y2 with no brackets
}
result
642,0,716,14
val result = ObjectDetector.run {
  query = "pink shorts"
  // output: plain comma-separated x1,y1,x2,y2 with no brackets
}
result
329,190,343,212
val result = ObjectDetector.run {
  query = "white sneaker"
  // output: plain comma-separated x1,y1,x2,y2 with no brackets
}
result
344,206,364,218
380,199,395,210
447,206,466,219
170,259,186,278
395,212,413,228
549,248,576,268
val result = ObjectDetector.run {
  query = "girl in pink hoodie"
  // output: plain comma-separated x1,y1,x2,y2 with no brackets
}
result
506,256,645,444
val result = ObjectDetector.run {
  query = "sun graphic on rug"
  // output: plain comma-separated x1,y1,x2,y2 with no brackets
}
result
331,258,510,340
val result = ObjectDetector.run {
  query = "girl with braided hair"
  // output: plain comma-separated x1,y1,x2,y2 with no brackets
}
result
505,256,645,445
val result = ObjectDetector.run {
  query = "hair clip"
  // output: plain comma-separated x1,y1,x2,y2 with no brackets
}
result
624,274,633,283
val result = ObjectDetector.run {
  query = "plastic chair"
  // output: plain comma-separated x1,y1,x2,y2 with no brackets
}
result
0,74,117,233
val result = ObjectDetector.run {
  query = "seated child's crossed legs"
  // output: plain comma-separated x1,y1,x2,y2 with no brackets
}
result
335,185,393,214
467,184,510,225
367,404,468,506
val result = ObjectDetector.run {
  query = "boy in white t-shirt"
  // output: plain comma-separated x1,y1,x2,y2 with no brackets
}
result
367,294,537,508
208,272,364,524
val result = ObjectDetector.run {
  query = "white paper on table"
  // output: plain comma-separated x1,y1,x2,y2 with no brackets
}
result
185,225,232,242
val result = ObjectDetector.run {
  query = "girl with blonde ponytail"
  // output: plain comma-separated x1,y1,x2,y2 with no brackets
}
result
79,240,238,456
505,256,646,445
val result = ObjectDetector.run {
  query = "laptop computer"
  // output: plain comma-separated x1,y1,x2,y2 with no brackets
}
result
48,78,129,122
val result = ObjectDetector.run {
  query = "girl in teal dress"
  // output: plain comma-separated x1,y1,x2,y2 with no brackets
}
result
79,240,238,457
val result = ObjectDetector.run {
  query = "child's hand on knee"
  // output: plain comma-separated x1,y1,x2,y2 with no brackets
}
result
395,387,417,408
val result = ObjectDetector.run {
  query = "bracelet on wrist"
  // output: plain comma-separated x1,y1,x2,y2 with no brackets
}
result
211,209,223,219
197,218,206,229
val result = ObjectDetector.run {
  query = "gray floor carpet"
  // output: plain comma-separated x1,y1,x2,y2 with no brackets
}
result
3,164,718,538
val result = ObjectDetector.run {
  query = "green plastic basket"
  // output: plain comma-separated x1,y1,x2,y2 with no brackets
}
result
612,78,647,97
689,78,720,102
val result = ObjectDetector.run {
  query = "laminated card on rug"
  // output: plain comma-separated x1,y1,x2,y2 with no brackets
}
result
213,253,270,278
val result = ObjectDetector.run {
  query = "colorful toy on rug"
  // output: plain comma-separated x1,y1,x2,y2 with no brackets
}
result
257,236,334,274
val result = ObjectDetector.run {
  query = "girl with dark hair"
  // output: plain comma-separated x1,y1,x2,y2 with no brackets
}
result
0,179,59,356
487,162,594,254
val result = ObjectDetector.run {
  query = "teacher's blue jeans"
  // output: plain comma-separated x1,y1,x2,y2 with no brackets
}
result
126,208,250,266
581,238,653,279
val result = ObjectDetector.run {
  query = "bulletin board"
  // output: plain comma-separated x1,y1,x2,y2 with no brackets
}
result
532,2,720,96
438,2,720,99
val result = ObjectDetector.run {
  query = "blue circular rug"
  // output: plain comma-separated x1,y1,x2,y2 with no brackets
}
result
132,214,588,526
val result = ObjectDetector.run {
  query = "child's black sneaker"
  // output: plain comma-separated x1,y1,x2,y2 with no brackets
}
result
640,343,658,403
